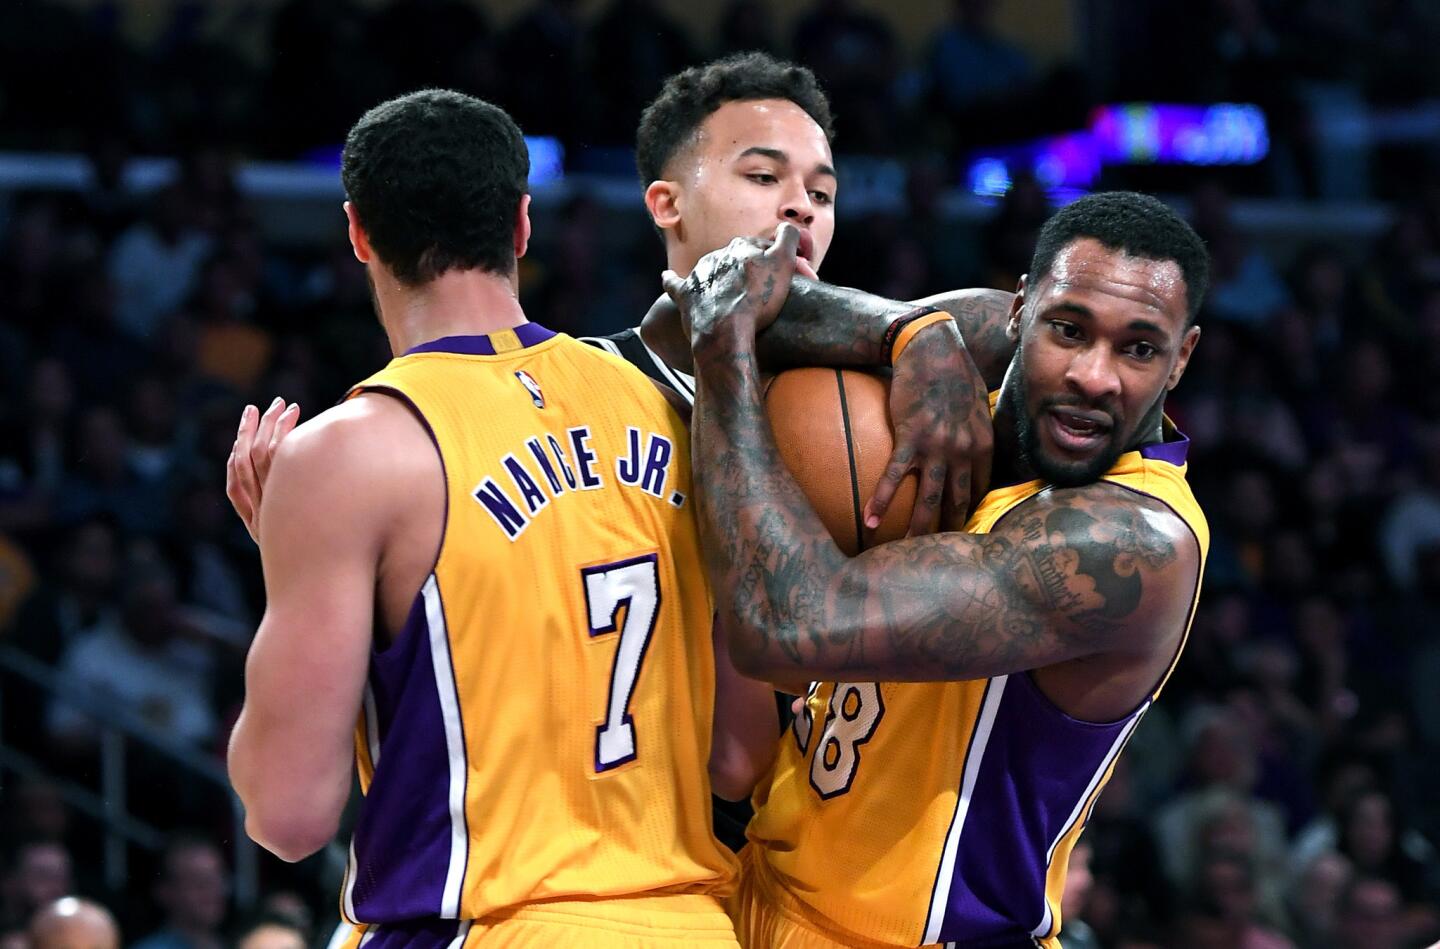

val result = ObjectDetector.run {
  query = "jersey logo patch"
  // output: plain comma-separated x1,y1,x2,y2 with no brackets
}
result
515,370,545,408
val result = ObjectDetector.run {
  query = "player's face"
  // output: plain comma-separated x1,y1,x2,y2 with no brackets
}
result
669,99,836,276
1003,238,1200,486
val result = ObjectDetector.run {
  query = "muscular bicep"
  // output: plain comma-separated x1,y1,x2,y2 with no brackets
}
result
736,482,1198,682
249,435,379,735
230,414,388,840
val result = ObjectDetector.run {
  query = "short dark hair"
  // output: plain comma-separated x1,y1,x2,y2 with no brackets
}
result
635,53,834,186
341,89,529,284
1029,191,1211,323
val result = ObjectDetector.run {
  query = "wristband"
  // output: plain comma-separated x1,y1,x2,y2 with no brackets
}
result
886,308,954,365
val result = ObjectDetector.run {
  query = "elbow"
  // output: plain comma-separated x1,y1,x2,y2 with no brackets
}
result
709,762,760,803
242,805,338,863
726,623,773,680
708,733,778,803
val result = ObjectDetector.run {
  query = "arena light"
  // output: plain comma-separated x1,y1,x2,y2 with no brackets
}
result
963,102,1269,198
1091,102,1269,165
965,131,1101,198
301,136,565,188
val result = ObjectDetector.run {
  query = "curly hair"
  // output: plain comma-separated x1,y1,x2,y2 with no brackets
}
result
635,52,834,186
341,89,529,284
1030,191,1211,323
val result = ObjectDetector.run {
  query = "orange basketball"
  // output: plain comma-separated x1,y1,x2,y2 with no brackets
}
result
763,367,926,556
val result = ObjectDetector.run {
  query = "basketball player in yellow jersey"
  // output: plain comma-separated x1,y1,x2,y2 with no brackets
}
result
225,90,767,947
669,193,1211,948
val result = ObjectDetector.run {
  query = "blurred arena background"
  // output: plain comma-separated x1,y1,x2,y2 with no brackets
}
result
1,1,1439,947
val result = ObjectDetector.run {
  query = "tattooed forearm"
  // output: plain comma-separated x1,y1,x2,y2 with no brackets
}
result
756,278,910,368
756,283,1018,385
916,288,1018,390
699,437,1193,681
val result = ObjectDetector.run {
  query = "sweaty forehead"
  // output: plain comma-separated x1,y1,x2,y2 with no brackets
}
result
1036,238,1188,322
691,99,832,167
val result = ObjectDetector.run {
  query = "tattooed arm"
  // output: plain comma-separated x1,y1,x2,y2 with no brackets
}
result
639,281,1016,389
655,243,1003,530
674,228,1200,685
715,483,1199,682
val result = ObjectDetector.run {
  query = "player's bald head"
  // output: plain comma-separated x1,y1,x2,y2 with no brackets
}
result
29,898,120,949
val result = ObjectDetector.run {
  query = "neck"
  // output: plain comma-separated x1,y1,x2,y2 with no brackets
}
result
373,266,528,356
990,374,1028,486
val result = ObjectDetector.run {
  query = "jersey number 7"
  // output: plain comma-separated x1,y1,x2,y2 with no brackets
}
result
581,555,661,772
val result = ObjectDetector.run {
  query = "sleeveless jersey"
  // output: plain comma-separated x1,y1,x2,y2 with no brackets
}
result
747,432,1208,948
337,323,736,924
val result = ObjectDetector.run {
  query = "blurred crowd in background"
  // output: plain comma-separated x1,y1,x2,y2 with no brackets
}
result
2,0,1440,947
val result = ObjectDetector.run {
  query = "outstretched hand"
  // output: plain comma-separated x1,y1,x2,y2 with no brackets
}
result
226,397,300,543
662,223,802,351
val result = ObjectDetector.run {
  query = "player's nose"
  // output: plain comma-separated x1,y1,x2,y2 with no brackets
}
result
1065,346,1122,402
779,182,815,227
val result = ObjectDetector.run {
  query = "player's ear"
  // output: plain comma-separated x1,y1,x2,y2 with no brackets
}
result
1008,275,1027,340
344,201,373,264
1167,324,1202,390
645,180,683,233
514,194,532,260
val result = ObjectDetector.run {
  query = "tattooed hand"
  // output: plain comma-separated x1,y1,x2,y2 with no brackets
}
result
662,223,801,353
868,320,994,535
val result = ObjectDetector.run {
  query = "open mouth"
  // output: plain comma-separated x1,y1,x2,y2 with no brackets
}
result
796,229,815,264
1046,408,1112,454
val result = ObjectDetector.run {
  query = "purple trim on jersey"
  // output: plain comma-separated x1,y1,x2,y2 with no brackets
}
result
404,323,556,356
347,590,457,920
935,672,1139,944
1137,429,1190,466
354,919,467,949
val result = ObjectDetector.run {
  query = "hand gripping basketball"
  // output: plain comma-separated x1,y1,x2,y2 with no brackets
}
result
663,223,802,349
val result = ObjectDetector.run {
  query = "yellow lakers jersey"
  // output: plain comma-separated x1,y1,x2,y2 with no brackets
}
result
746,433,1208,948
336,324,736,923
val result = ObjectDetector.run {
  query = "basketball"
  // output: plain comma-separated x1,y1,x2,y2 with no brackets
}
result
764,367,927,557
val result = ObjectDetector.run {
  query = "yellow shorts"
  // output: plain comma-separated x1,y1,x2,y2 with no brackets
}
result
340,893,740,949
728,847,898,949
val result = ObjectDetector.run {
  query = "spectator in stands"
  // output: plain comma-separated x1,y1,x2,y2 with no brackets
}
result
1191,181,1291,326
1334,790,1438,913
233,914,304,949
1284,850,1352,949
498,0,588,147
589,0,695,139
28,897,120,949
925,0,1035,118
52,407,171,535
1190,849,1294,948
0,841,72,932
47,557,218,750
0,358,74,533
1155,709,1289,890
791,0,899,150
130,836,228,949
1060,839,1101,949
106,185,212,342
8,517,119,667
1380,433,1440,591
1334,876,1406,949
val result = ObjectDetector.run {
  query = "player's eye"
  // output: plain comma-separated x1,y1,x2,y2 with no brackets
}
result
1050,320,1083,341
1127,341,1160,360
747,172,778,185
810,190,833,206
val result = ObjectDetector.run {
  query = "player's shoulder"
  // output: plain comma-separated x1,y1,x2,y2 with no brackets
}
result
1005,479,1198,570
271,394,435,491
